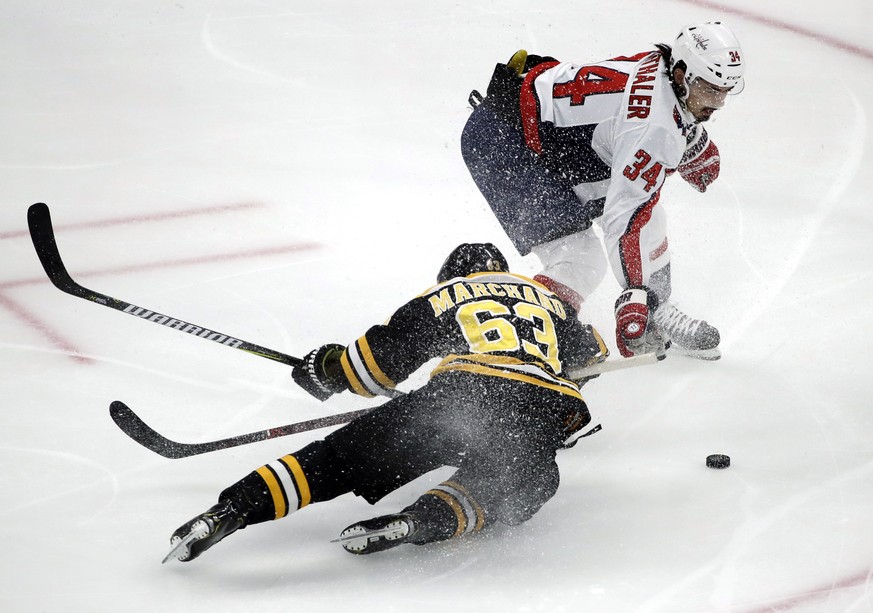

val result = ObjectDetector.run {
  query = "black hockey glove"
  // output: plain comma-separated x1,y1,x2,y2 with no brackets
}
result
571,324,610,387
475,50,558,120
484,61,524,120
614,287,668,358
291,344,347,401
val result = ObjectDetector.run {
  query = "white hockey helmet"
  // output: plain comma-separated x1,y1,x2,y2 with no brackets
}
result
671,21,745,94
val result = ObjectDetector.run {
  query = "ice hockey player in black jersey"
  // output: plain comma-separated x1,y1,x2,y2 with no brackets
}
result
165,243,608,562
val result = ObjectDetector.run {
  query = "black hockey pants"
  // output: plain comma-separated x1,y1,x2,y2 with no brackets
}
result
224,371,589,533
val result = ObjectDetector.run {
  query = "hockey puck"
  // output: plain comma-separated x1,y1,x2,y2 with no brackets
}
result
706,454,731,469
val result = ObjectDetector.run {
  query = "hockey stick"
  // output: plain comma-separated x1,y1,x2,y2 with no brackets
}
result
109,352,664,459
566,351,662,379
109,401,376,459
26,202,302,368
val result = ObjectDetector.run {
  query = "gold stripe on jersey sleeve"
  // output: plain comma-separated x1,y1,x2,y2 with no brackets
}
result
279,455,311,508
256,465,287,519
340,349,375,398
357,335,396,390
427,488,467,538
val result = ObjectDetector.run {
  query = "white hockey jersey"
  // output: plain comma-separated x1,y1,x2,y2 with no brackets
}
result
519,50,698,289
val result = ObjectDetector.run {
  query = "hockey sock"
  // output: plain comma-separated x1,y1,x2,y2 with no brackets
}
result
404,480,488,544
220,441,353,525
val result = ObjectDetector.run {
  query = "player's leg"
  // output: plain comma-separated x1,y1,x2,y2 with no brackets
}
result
461,104,595,256
632,206,721,356
336,479,487,555
337,380,576,554
530,227,608,311
165,388,457,562
164,439,358,562
337,431,563,554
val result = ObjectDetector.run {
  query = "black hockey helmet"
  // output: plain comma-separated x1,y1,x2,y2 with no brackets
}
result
437,242,508,283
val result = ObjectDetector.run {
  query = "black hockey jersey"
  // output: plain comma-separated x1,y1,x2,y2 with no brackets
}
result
336,271,607,400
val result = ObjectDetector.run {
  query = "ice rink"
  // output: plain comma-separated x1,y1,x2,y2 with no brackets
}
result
2,1,873,611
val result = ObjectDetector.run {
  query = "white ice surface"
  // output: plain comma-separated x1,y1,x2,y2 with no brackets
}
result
2,1,873,612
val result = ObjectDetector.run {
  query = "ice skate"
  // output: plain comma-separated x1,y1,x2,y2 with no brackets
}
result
333,513,417,555
653,302,721,360
163,500,247,563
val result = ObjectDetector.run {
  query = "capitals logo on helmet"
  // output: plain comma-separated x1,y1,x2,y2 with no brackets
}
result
437,242,508,283
671,21,745,94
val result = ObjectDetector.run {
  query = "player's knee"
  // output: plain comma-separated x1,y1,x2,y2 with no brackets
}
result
494,460,560,526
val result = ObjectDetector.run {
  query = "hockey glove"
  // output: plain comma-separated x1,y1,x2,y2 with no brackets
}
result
677,128,720,193
614,287,667,358
291,343,347,401
483,51,558,121
570,324,610,387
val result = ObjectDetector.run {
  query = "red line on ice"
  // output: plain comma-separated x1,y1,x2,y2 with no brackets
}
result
0,201,263,240
0,290,91,363
676,0,873,62
0,200,319,362
0,242,319,361
0,242,321,290
739,568,873,612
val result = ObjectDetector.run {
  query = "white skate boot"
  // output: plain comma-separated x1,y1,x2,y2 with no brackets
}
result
653,302,721,360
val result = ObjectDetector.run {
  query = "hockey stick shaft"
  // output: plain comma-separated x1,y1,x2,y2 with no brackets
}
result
109,400,375,459
566,351,664,379
110,352,663,459
27,202,301,368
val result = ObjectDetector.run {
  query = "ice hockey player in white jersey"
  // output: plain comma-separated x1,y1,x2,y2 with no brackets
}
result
461,22,746,360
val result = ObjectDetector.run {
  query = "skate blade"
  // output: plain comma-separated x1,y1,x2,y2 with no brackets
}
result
162,521,209,564
668,346,721,361
331,527,397,544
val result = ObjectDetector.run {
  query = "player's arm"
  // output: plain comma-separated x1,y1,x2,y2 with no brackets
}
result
291,298,436,401
675,126,720,192
600,127,673,290
600,127,677,356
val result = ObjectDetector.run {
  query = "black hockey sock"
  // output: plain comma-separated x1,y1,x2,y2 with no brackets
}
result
292,440,354,502
220,441,354,525
404,480,488,544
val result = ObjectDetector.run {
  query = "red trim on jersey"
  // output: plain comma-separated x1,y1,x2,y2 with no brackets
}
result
619,191,661,287
607,51,655,62
533,274,584,311
520,61,560,154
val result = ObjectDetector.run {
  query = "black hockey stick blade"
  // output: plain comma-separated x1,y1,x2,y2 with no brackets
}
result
109,400,375,459
27,202,82,294
27,202,301,368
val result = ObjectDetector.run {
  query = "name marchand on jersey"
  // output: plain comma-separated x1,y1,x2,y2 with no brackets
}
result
425,272,568,321
337,272,586,401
